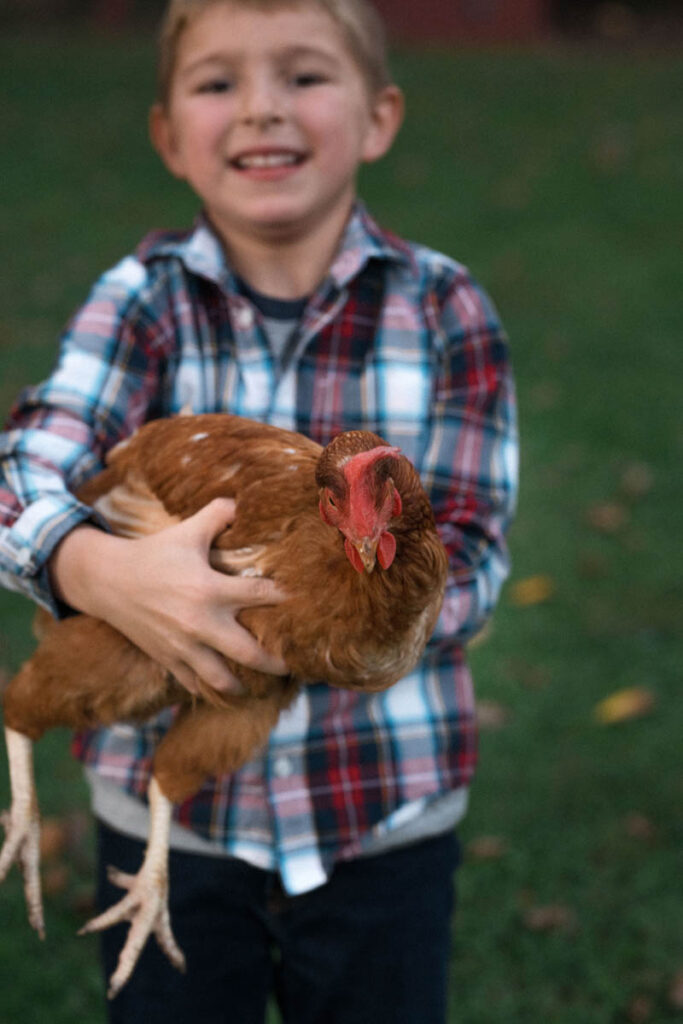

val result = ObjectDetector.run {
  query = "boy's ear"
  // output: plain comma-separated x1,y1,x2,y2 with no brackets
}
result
361,85,405,165
149,103,186,179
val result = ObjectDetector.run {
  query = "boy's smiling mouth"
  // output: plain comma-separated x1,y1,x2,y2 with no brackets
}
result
230,148,307,172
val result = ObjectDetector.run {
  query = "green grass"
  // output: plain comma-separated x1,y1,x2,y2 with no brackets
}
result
1,30,682,1023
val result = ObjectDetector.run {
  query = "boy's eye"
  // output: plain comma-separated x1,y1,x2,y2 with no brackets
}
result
197,79,233,94
292,72,327,88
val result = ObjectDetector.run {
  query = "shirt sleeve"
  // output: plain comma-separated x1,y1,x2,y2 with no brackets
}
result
0,256,166,616
421,268,518,651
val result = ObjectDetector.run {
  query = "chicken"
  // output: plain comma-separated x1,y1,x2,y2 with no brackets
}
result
0,413,448,997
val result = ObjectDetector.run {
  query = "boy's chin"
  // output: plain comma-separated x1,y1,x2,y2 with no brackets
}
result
226,199,345,241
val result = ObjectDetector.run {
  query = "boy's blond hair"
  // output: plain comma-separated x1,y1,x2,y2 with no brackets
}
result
157,0,392,106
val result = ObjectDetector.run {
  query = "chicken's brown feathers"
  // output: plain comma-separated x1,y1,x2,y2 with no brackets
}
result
79,414,448,693
7,413,446,801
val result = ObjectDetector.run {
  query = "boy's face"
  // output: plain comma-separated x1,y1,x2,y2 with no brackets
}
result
151,1,402,248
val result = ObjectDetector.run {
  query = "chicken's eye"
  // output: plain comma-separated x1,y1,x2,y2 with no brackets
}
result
327,495,337,508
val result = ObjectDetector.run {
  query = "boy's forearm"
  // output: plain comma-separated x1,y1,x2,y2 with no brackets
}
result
48,525,129,619
428,535,510,650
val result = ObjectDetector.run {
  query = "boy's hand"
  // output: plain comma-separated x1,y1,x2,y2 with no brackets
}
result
49,499,289,696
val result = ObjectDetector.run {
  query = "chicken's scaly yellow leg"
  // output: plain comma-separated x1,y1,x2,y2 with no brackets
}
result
0,727,45,938
79,776,185,999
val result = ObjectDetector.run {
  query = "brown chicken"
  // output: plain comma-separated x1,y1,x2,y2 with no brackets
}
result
0,413,448,997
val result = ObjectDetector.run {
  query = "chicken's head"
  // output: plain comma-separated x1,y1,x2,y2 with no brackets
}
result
316,435,403,573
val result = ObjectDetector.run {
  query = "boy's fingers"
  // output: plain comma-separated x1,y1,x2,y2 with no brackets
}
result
186,648,247,696
210,620,289,677
186,498,237,542
169,663,201,696
171,652,245,697
219,575,288,607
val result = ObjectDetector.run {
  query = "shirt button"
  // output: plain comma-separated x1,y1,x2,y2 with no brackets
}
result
274,756,293,779
234,303,254,330
16,547,34,571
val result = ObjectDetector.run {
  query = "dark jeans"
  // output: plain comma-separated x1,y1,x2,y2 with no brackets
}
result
96,821,460,1024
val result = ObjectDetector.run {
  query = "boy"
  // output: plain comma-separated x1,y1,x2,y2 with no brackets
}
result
0,1,517,1021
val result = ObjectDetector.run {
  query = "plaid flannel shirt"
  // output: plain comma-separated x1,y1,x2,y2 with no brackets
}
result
0,204,517,893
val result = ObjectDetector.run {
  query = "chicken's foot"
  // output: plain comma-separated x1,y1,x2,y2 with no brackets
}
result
0,727,45,938
79,776,185,999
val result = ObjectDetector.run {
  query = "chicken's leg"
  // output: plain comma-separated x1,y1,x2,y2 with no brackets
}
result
0,727,45,938
79,776,185,999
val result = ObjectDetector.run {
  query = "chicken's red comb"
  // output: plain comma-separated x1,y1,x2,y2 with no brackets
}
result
342,445,401,478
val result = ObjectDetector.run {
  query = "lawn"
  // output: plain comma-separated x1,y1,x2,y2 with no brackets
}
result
1,28,682,1024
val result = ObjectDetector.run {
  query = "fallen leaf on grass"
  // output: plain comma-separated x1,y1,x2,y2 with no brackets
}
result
591,125,632,173
522,903,578,934
620,462,654,500
585,501,629,534
520,665,551,690
492,179,531,213
467,621,492,650
509,575,555,607
64,810,94,875
669,969,683,1010
467,835,508,861
576,550,610,580
70,887,96,919
64,810,90,852
543,332,569,362
476,700,511,730
504,658,551,690
594,3,640,42
623,813,658,843
627,994,655,1023
593,687,656,725
42,862,69,897
529,380,561,411
40,817,68,861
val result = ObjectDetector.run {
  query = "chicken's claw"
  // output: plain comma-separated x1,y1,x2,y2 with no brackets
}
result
0,803,45,938
0,730,45,939
79,777,184,999
80,859,185,999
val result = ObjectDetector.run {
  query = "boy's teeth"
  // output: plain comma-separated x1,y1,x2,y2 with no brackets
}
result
236,153,299,168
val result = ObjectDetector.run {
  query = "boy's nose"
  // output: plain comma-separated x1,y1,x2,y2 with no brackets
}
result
242,109,282,129
239,79,283,128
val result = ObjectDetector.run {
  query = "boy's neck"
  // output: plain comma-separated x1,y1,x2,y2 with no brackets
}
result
213,199,354,301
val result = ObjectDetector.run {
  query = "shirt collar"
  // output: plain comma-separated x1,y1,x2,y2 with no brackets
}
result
138,202,411,296
325,202,411,288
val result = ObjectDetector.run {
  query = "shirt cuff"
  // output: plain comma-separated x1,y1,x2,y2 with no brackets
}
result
0,494,109,617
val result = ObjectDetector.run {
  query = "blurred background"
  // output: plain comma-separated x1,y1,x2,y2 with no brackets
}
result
0,1,682,1021
2,0,683,39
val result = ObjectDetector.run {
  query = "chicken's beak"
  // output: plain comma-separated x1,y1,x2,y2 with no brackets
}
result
355,538,378,573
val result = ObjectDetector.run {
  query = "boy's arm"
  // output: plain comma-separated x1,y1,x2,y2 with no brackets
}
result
422,270,518,651
0,259,164,615
0,261,287,692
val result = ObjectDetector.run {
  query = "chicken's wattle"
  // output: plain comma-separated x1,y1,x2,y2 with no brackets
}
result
344,531,396,573
377,531,397,569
